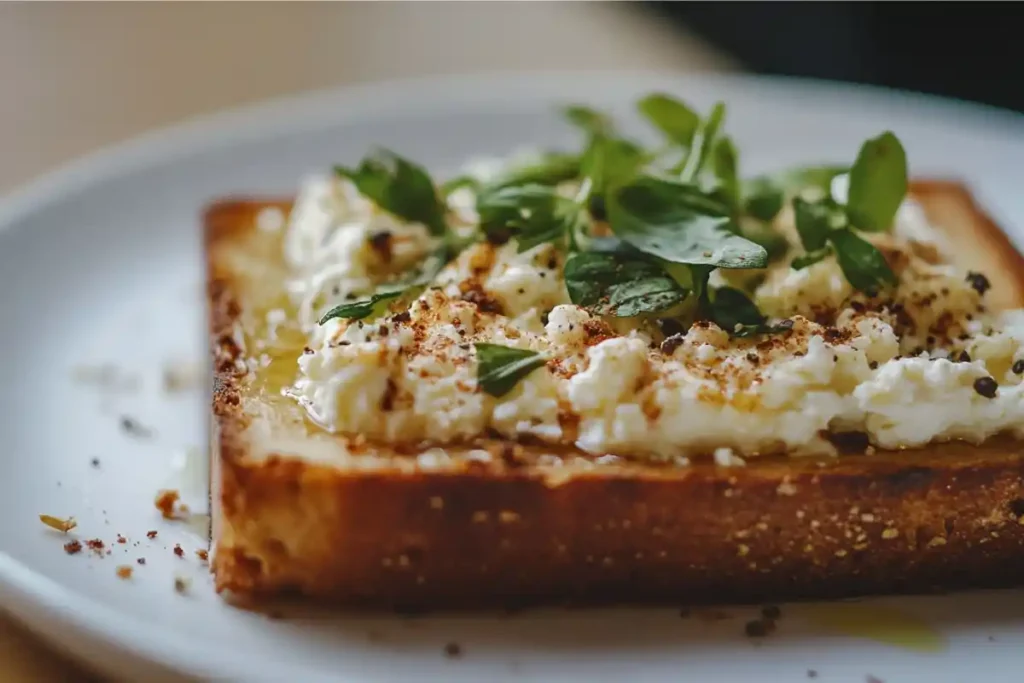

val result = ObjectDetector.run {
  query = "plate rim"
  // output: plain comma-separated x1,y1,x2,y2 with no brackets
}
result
1,69,1023,680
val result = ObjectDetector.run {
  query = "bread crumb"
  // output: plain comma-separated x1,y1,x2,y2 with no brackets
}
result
744,618,773,638
119,415,153,438
86,539,105,554
173,544,184,558
116,565,133,580
146,530,158,539
498,510,520,523
881,528,900,540
174,575,191,594
195,548,209,562
63,540,82,555
39,514,77,533
154,489,185,519
927,536,947,547
116,534,127,544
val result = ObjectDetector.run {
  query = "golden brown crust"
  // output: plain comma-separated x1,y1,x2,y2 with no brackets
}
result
912,180,1024,310
207,183,1024,610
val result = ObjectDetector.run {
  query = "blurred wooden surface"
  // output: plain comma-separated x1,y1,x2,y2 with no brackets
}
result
0,3,732,680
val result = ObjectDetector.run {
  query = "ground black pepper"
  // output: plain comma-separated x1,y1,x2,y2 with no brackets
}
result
660,334,685,356
973,376,998,398
1013,360,1024,375
966,271,991,295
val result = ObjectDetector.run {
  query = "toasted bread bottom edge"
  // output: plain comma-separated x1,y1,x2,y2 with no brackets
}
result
207,185,1024,609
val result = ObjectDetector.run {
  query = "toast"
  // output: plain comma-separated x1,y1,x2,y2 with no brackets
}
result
207,182,1024,610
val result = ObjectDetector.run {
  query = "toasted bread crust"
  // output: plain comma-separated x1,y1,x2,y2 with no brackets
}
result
207,185,1024,610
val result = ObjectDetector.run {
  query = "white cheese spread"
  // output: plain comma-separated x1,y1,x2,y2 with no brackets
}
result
280,164,1024,461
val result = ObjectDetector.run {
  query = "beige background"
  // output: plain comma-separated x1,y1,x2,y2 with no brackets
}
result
0,3,732,680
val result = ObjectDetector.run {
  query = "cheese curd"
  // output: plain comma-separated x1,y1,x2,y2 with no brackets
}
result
284,175,436,332
283,167,1024,461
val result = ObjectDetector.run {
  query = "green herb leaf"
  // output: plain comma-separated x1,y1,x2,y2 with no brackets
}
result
564,251,689,317
334,148,447,236
637,93,701,147
440,175,480,198
711,135,740,208
708,286,764,332
678,101,726,182
489,152,581,190
607,175,767,269
743,182,785,222
475,343,548,398
829,228,897,294
318,239,460,326
476,184,587,253
793,196,839,252
318,288,407,324
742,223,790,262
791,247,832,270
563,105,614,136
580,135,647,198
846,132,908,232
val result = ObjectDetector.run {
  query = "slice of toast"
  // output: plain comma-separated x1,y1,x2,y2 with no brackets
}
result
207,182,1024,610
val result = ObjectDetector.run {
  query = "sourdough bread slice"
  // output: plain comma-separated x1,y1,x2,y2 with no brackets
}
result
207,183,1024,609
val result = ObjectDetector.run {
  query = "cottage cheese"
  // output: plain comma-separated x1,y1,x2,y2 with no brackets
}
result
283,168,1024,461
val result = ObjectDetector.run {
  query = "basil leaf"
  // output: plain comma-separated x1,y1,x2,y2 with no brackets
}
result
743,182,785,222
475,343,547,398
476,184,586,253
793,196,837,252
489,152,581,190
607,175,767,269
708,286,765,332
678,101,726,182
791,247,832,270
711,136,740,209
580,135,647,197
846,132,908,232
334,148,446,236
637,93,700,147
563,105,613,136
319,289,406,325
742,224,790,262
829,228,897,294
440,175,479,198
564,251,689,317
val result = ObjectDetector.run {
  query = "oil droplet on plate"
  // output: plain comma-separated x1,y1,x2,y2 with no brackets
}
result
800,602,947,653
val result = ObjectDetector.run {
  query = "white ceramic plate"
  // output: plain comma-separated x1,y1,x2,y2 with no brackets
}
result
2,72,1024,683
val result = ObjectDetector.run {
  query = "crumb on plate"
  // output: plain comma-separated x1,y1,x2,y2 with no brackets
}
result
39,514,77,533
